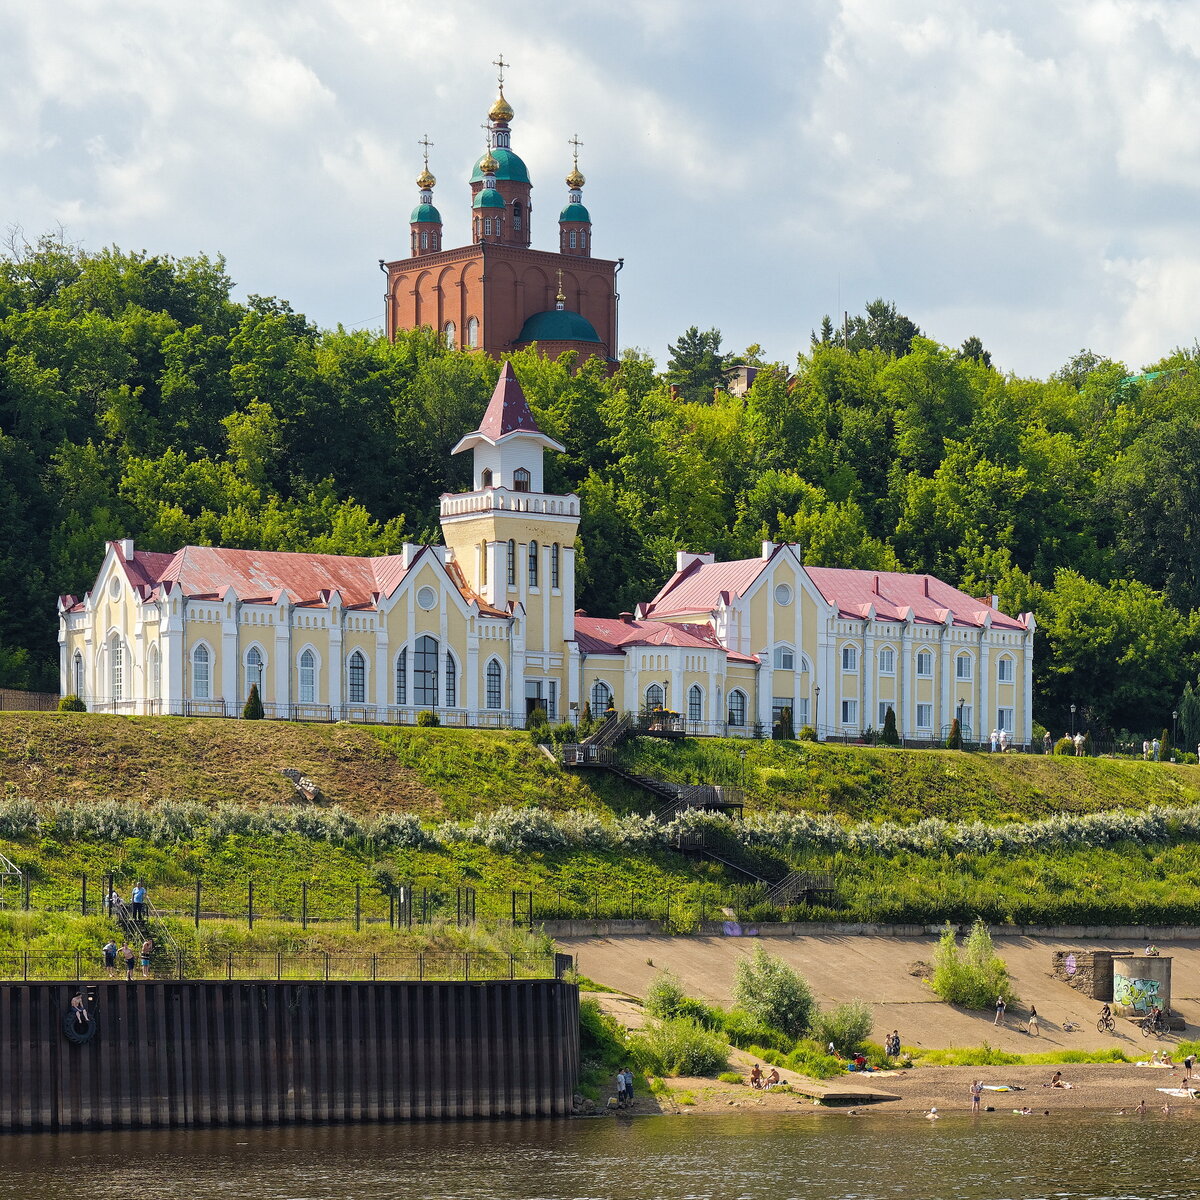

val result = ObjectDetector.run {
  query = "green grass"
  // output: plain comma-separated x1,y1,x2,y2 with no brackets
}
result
913,1044,1135,1066
619,736,1200,823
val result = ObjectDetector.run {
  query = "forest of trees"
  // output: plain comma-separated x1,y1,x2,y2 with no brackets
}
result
2,233,1200,741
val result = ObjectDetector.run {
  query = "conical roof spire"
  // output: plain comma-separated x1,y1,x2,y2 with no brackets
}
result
451,362,565,454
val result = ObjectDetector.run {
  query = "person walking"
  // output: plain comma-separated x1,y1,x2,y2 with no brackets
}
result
131,882,147,922
971,1079,983,1111
1152,738,1161,762
990,728,1000,753
1027,1006,1040,1036
1043,731,1053,755
994,995,1007,1027
102,938,117,977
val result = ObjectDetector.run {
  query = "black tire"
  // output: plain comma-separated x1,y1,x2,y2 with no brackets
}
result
62,1009,98,1045
1142,1020,1153,1038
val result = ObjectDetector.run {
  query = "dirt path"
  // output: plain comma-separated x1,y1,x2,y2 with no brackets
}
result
564,932,1197,1054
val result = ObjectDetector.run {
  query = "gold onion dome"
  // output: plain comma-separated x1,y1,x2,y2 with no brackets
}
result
489,91,514,122
416,167,436,189
480,149,500,174
566,165,585,189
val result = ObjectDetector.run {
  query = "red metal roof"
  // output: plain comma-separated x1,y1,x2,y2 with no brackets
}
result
643,557,769,617
575,616,758,663
476,362,545,440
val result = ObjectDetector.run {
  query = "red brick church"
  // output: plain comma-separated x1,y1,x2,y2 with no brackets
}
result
382,60,620,365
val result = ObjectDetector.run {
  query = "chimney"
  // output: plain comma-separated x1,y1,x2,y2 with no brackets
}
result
923,576,929,598
119,538,134,561
872,574,879,594
401,542,423,569
619,612,635,623
761,540,775,560
575,608,587,616
992,594,1000,609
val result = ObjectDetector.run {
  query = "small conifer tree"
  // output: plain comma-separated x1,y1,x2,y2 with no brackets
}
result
242,683,264,720
945,717,962,750
881,706,899,745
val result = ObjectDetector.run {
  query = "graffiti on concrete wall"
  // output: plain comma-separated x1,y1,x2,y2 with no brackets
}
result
1113,974,1161,1013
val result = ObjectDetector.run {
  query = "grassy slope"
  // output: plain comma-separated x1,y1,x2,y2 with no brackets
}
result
619,736,1200,822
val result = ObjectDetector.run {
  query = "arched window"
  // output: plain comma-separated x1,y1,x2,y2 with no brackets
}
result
773,646,795,670
569,230,577,249
148,645,160,701
466,317,479,349
916,649,933,677
688,684,703,722
484,217,493,237
506,539,516,586
299,648,316,703
728,689,747,727
395,649,407,704
645,683,665,711
481,467,493,488
347,649,366,704
420,231,428,250
580,230,587,250
443,320,456,349
528,539,539,587
878,647,896,675
445,651,457,707
245,646,264,699
591,680,612,713
997,655,1015,683
415,635,438,706
486,659,503,709
73,650,85,700
551,543,561,589
109,634,124,702
841,645,858,672
512,201,522,231
512,467,531,492
192,644,210,701
955,653,973,681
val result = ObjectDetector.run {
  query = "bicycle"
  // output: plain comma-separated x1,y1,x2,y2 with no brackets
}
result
1141,1011,1169,1038
1097,1013,1116,1034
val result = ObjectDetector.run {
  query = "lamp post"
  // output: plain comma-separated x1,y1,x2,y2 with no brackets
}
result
814,685,821,737
1173,709,1179,756
957,697,965,734
739,746,747,789
1070,703,1076,738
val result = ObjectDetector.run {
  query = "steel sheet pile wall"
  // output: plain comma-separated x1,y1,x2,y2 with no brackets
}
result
0,979,580,1131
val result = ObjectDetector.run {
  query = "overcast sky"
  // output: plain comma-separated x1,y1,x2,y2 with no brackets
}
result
3,0,1199,377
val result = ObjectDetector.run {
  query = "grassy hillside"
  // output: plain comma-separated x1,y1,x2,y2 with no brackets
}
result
619,736,1200,822
0,712,640,816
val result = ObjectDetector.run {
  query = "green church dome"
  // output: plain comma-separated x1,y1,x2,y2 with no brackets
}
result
470,147,530,184
517,309,602,345
410,202,442,223
473,188,505,210
559,202,591,223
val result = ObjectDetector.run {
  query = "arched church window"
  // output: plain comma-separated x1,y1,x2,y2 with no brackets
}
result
246,645,264,699
299,648,316,703
484,217,493,237
347,650,366,704
591,680,612,713
689,684,703,722
486,659,503,709
645,683,665,712
528,540,539,588
420,231,428,249
414,635,438,706
580,231,587,250
466,317,479,349
512,467,531,493
551,543,560,589
443,321,456,349
395,649,407,705
109,634,124,702
512,201,522,231
445,651,457,707
73,650,85,700
192,644,210,701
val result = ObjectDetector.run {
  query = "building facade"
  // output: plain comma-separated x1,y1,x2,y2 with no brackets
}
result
384,71,619,365
60,367,1035,742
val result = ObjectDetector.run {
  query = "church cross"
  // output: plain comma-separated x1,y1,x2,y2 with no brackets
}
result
418,134,434,166
493,54,509,86
568,133,584,163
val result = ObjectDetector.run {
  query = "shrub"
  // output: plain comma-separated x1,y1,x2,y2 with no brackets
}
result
549,721,576,745
1054,737,1074,755
773,706,794,740
797,725,817,742
644,968,690,1019
931,919,1015,1009
732,945,815,1039
945,718,962,750
416,710,440,727
881,707,899,746
242,684,264,720
57,694,86,713
717,1007,794,1053
809,1000,873,1053
629,1017,729,1077
717,1071,744,1084
526,706,548,732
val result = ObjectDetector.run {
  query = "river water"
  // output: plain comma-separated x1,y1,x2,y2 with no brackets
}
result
1,1112,1191,1199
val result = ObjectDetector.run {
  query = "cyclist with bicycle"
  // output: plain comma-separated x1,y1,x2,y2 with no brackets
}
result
1097,1004,1115,1034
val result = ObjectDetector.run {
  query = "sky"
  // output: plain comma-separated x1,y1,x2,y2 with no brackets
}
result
3,0,1200,378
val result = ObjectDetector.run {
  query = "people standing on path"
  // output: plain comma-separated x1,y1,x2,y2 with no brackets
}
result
971,1079,983,1111
994,995,1007,1026
1027,1006,1040,1036
1184,1053,1196,1082
990,729,1000,753
131,882,147,922
1073,732,1085,756
1152,738,1161,761
615,1068,626,1109
102,939,117,977
1143,739,1151,760
999,728,1010,753
140,937,154,977
622,1067,634,1108
120,942,135,980
1043,731,1053,755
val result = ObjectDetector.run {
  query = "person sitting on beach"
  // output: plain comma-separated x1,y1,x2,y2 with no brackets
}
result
1049,1071,1072,1089
749,1064,764,1089
1161,1050,1174,1066
765,1068,781,1089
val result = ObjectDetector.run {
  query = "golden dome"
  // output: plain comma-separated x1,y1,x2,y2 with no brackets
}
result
489,90,514,123
566,166,585,189
416,167,436,190
480,149,499,175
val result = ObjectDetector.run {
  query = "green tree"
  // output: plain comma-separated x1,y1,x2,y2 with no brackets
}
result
665,326,733,404
732,946,815,1038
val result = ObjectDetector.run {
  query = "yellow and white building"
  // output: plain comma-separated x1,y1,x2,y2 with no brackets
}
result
59,365,1035,742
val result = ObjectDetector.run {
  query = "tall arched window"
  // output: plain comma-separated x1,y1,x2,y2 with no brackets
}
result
299,648,316,703
445,651,457,707
591,680,612,713
528,539,539,587
580,230,587,250
484,217,493,237
347,649,366,703
466,316,479,349
645,683,665,711
688,684,703,722
728,689,747,727
192,644,210,700
148,645,160,701
512,467,531,492
109,634,123,702
955,653,973,681
415,635,438,706
506,539,516,586
246,646,264,699
395,649,407,704
486,659,503,709
420,231,428,249
512,200,522,231
443,320,456,349
551,543,560,589
73,650,85,699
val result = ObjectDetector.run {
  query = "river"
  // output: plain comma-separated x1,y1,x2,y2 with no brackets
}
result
0,1111,1191,1199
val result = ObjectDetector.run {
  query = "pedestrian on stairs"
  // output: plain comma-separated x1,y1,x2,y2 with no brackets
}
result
131,882,147,922
120,942,135,980
140,936,154,978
